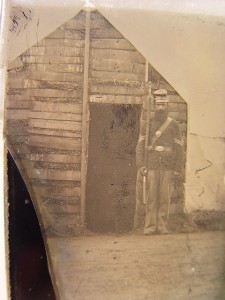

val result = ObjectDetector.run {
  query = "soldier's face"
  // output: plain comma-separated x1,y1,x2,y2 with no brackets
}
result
155,102,168,111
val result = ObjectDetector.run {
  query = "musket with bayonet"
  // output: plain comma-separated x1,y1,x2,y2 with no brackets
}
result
142,81,152,204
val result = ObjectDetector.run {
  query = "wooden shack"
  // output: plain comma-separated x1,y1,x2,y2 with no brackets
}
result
5,10,187,236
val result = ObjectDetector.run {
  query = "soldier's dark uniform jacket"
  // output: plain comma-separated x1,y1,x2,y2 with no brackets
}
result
136,115,184,174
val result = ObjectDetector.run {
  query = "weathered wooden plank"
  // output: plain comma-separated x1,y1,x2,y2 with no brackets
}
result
6,120,28,135
29,135,82,151
62,20,85,31
46,46,84,56
27,127,82,138
29,119,82,131
34,186,80,198
28,63,83,73
24,46,84,57
90,13,112,29
41,196,80,206
48,205,81,215
6,70,28,81
19,159,35,172
91,39,134,50
22,55,84,64
27,153,81,164
6,76,27,89
91,49,145,63
90,85,148,95
7,135,28,145
24,47,45,56
32,102,82,114
6,94,31,102
27,168,81,181
30,146,80,157
47,28,85,40
33,161,80,171
29,111,82,122
28,80,82,91
44,39,85,47
91,28,123,39
64,15,110,30
90,70,145,81
6,109,29,120
90,78,144,88
7,144,30,157
30,71,83,82
90,94,144,105
7,100,31,109
64,11,111,30
31,97,82,104
29,89,82,98
7,89,30,96
91,58,145,74
60,11,86,29
31,178,80,188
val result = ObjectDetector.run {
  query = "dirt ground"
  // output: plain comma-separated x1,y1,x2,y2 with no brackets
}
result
47,231,225,300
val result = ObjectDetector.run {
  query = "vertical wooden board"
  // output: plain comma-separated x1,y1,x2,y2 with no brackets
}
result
81,11,90,227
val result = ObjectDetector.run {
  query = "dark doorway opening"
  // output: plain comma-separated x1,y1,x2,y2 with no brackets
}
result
8,152,56,300
86,104,141,233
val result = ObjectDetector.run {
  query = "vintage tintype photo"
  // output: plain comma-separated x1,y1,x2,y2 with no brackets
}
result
4,3,225,300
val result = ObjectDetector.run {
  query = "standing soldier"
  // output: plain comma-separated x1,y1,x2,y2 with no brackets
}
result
135,89,184,235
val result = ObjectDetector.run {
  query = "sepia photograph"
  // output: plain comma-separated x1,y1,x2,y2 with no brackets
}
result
1,1,225,299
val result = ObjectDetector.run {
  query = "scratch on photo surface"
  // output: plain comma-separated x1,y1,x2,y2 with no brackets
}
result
9,6,32,36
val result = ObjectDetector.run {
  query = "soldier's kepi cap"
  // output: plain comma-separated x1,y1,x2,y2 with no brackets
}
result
153,89,169,103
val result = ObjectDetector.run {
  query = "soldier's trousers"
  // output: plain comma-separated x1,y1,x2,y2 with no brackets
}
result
144,169,173,233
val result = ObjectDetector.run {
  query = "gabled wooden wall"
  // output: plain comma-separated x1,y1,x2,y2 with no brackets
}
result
5,10,187,236
6,11,86,236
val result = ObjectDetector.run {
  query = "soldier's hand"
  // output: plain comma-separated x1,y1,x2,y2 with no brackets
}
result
139,166,148,176
172,172,183,187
